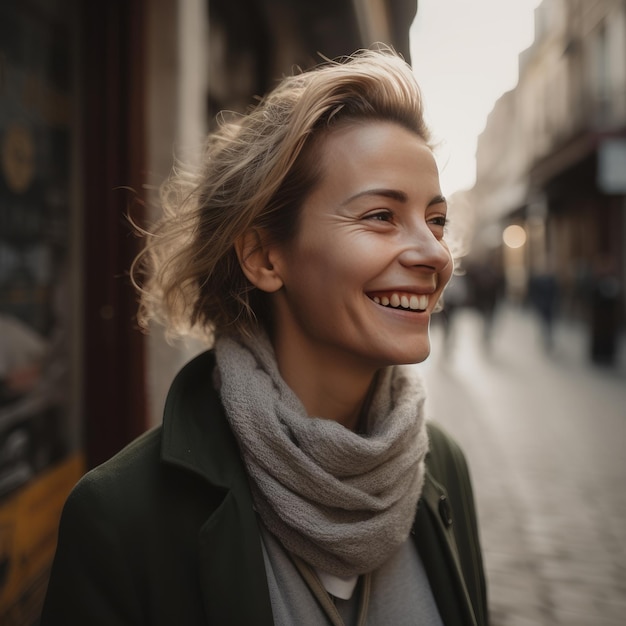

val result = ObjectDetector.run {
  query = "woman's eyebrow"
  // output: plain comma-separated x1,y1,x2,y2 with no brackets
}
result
342,188,408,205
428,194,447,207
342,189,447,207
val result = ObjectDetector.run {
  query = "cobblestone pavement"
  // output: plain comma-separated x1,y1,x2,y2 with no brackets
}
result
417,305,626,626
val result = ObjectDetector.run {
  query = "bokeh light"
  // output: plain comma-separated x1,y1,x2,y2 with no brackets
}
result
502,224,527,248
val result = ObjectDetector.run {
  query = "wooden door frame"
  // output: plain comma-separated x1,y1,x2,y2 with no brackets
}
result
81,0,147,468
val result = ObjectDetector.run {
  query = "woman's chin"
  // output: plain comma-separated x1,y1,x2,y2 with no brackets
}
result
385,338,432,366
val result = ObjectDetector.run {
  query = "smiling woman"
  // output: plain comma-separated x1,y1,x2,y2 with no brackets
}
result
41,48,488,626
257,122,453,429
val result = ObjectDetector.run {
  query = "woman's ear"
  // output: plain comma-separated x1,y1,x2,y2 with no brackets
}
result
235,229,284,293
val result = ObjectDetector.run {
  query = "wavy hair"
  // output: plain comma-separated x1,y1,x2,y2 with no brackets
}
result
132,46,431,342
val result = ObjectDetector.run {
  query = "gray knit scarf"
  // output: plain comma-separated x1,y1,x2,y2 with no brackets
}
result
214,332,429,577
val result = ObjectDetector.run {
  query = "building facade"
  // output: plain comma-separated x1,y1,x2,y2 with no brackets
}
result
472,0,625,353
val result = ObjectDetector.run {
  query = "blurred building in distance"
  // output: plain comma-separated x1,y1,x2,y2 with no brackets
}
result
470,0,626,364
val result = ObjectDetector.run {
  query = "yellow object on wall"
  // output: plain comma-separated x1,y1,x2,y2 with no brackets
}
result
0,454,84,625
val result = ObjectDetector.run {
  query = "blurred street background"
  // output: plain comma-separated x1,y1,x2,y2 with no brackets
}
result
422,302,626,626
1,0,625,623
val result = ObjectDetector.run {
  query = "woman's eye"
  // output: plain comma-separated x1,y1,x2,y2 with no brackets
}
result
429,215,447,228
365,211,393,222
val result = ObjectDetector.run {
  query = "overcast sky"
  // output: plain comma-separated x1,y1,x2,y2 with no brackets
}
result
410,0,543,196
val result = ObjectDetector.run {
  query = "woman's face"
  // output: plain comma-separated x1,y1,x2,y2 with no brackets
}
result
268,120,453,373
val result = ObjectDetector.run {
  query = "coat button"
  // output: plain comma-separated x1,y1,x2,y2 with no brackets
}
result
439,495,453,527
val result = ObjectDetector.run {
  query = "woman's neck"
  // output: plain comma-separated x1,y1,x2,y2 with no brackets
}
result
273,342,378,431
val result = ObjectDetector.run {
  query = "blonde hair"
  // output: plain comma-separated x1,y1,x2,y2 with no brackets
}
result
132,46,431,342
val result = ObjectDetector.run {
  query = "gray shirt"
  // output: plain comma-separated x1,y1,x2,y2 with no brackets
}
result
261,526,444,626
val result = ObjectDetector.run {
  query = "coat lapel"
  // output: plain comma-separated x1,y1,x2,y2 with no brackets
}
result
197,488,274,624
414,472,478,626
160,351,274,625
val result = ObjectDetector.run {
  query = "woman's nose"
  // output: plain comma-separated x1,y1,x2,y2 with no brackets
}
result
398,226,452,272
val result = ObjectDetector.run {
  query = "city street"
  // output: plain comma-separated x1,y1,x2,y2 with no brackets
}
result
417,305,626,626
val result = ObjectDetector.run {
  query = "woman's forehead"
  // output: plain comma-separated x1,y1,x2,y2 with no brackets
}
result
302,121,440,206
316,121,434,175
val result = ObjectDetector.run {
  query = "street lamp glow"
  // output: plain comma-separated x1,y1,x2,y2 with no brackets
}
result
502,224,527,248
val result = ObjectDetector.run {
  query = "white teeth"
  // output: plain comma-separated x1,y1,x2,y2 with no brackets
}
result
372,293,429,311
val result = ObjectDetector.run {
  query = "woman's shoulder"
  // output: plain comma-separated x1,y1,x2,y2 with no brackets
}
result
65,427,164,518
424,420,471,486
423,420,489,626
423,420,479,533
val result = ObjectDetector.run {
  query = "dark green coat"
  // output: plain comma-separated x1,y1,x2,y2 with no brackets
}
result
41,351,488,625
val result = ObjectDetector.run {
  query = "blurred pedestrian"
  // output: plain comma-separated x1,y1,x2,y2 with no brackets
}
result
41,48,488,626
528,270,559,351
467,258,503,350
441,270,470,355
589,256,621,366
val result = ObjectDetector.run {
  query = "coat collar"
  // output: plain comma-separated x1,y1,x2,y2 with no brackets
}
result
161,350,241,487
